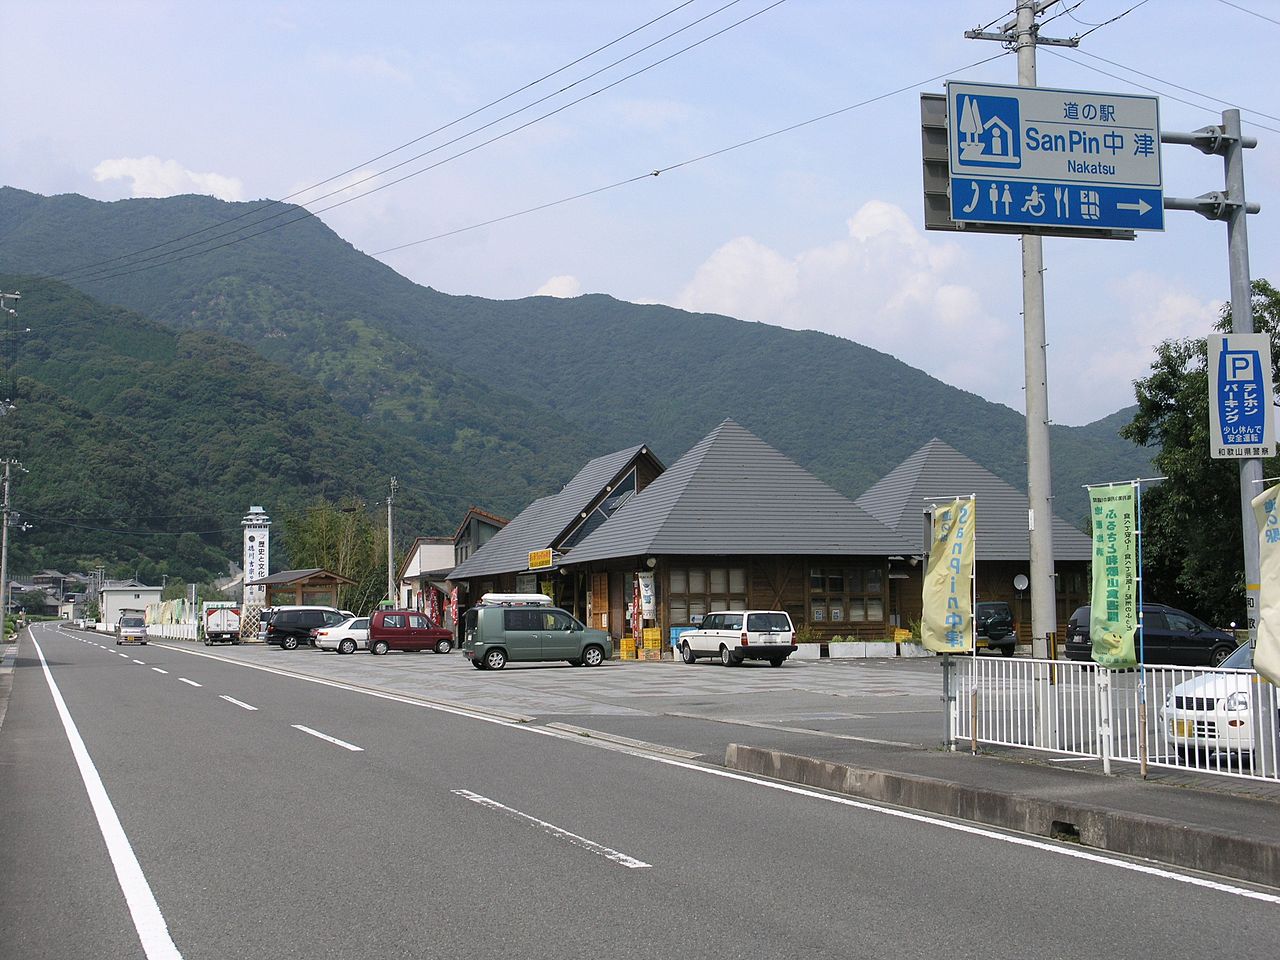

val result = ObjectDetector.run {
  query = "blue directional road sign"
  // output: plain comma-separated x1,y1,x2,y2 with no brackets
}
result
946,81,1163,233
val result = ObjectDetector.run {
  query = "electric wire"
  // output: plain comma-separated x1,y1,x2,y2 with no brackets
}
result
29,0,707,283
56,0,778,286
20,513,242,537
1214,0,1280,27
373,51,1012,256
1069,0,1149,40
1047,47,1280,134
1041,0,1091,28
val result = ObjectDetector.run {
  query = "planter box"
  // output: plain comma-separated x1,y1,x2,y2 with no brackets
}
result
828,641,899,659
792,644,822,659
896,642,933,658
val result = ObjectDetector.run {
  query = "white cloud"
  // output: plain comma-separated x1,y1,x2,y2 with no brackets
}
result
535,275,582,298
674,200,1011,403
93,156,244,201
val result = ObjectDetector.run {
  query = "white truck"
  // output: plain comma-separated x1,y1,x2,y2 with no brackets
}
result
203,602,242,645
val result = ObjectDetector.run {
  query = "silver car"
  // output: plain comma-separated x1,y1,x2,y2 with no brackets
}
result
315,617,370,655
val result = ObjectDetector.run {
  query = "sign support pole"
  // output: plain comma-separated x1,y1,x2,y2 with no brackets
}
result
1224,111,1263,645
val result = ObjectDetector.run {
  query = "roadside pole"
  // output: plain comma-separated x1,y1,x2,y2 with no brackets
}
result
386,476,398,605
0,460,10,646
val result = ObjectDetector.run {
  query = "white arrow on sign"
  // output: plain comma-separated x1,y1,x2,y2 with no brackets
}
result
1116,199,1153,215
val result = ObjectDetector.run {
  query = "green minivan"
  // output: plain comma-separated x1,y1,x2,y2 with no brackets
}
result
462,595,612,670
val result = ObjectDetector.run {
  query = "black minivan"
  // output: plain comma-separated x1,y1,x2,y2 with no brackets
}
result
975,601,1017,657
1064,603,1238,666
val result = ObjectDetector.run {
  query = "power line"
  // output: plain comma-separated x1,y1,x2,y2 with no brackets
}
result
26,0,708,283
20,513,241,537
374,51,1012,257
1214,0,1280,27
1068,0,1149,41
55,0,780,287
1047,47,1280,134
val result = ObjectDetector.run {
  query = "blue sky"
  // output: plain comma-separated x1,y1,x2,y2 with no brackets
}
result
2,0,1276,425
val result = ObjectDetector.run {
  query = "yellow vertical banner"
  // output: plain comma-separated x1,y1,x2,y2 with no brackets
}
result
1250,482,1280,685
921,498,975,653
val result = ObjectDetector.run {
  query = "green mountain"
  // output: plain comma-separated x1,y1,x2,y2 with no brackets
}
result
0,187,1151,575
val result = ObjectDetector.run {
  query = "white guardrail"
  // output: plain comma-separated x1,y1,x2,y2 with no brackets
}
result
949,656,1280,783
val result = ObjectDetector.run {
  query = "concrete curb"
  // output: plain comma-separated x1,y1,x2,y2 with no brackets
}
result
724,744,1280,888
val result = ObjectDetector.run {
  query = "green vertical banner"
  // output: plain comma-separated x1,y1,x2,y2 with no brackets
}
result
1250,483,1280,686
1089,484,1139,669
921,498,975,654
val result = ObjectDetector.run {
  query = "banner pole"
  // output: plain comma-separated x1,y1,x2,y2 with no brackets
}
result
1135,479,1148,779
970,494,978,755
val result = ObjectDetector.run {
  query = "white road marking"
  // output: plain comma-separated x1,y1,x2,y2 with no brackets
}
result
178,678,201,688
292,724,363,752
132,659,145,665
452,789,650,869
219,695,258,711
151,637,1280,903
118,652,130,658
151,668,168,675
30,635,185,959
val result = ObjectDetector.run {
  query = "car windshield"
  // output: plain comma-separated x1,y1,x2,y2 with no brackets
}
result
120,617,144,628
1221,642,1253,669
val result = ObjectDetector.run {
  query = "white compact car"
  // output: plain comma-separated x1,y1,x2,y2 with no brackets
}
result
1161,642,1278,764
314,617,371,655
678,610,797,667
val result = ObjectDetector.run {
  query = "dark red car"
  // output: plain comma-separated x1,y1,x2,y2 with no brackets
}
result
367,609,453,655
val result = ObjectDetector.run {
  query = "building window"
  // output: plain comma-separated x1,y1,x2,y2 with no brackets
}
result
809,565,885,625
668,565,748,625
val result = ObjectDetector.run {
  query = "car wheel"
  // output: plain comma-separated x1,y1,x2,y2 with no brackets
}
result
281,636,298,651
484,648,507,671
338,638,356,655
567,658,582,667
435,638,453,655
203,639,211,646
115,639,121,645
768,656,785,667
999,644,1015,658
370,639,389,656
719,645,738,667
472,659,485,670
1209,645,1234,667
581,644,605,667
681,641,696,664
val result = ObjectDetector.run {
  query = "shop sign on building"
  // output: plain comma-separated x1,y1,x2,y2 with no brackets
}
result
242,506,271,605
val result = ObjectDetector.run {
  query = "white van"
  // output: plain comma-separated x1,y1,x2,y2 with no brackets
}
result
678,610,797,667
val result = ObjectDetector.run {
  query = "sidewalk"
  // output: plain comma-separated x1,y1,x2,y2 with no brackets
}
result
722,735,1279,888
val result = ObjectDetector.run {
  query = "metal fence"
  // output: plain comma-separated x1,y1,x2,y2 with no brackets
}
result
948,655,1280,783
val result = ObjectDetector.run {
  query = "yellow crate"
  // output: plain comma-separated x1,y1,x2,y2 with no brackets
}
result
642,627,661,642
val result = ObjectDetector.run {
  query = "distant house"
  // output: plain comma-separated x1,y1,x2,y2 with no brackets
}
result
453,507,509,569
99,580,162,624
398,536,455,616
855,438,1092,633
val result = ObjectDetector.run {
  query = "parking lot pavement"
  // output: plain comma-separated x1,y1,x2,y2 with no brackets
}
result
146,637,944,729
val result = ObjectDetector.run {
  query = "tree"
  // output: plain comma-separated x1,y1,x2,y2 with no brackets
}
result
1122,279,1280,626
280,498,389,615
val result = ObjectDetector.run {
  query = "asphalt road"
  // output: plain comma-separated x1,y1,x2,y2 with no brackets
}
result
3,622,1278,960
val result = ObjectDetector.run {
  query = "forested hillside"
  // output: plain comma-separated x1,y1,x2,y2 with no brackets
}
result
0,187,1152,577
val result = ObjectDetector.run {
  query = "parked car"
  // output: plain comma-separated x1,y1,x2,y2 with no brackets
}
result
679,610,796,666
115,614,148,645
975,601,1017,657
461,594,611,670
1161,641,1278,763
264,606,353,650
1064,603,1237,666
314,617,370,655
367,609,454,656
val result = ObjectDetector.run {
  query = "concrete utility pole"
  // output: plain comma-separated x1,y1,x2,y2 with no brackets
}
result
386,477,398,605
0,459,20,644
0,291,21,417
966,0,1076,659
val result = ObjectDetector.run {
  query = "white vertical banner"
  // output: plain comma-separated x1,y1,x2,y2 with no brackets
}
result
242,506,271,606
1250,483,1280,685
637,572,656,619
